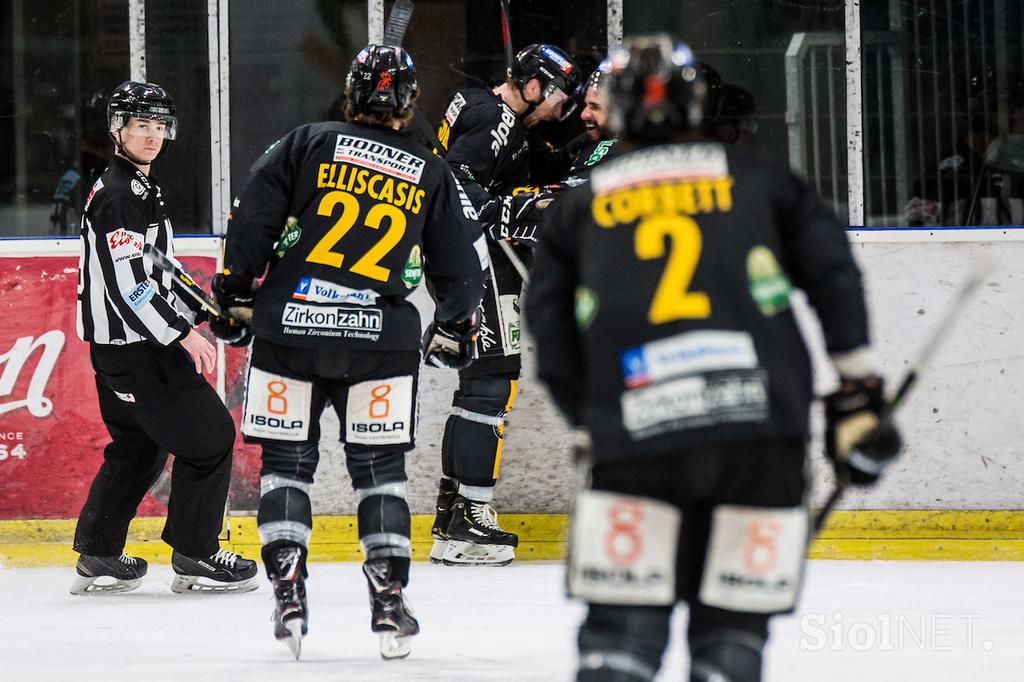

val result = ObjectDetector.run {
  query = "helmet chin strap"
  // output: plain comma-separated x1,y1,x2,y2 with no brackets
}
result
515,81,545,118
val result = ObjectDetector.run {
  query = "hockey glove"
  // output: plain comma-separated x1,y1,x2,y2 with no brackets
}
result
824,376,903,486
208,273,254,347
422,311,480,370
482,193,555,247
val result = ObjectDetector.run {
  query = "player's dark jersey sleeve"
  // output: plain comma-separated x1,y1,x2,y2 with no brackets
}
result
91,193,189,345
224,130,302,280
443,98,520,210
776,169,870,354
422,163,488,323
523,192,585,426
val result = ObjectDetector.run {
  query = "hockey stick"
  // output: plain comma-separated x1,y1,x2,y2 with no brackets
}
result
383,0,531,285
498,0,515,80
143,244,251,325
812,256,998,533
493,0,533,284
382,0,415,46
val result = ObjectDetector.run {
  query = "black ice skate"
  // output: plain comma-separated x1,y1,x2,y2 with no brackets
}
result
170,548,258,593
70,552,148,595
428,477,458,564
438,495,518,567
268,545,307,660
362,558,420,660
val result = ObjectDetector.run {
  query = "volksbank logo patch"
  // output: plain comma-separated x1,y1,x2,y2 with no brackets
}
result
292,277,379,305
620,331,758,388
333,134,425,183
282,302,382,332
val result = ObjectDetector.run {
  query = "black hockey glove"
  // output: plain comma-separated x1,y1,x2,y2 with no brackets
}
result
482,192,555,247
208,273,254,347
824,376,903,486
422,311,480,370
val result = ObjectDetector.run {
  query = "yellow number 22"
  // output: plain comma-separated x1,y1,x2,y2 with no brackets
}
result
306,190,407,283
634,214,710,324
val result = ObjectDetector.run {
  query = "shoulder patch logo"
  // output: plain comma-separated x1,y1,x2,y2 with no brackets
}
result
84,178,104,211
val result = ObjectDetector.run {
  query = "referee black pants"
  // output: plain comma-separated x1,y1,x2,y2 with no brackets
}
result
73,342,235,558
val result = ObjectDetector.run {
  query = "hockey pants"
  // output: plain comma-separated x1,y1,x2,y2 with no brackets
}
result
441,353,521,488
576,439,807,682
251,340,418,585
74,342,235,558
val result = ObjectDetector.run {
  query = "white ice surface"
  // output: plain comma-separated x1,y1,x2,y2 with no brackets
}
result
4,560,1024,681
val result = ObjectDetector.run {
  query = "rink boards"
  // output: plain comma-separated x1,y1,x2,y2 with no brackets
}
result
2,232,1024,564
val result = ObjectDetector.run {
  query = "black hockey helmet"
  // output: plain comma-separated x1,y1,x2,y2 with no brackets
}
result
511,44,583,119
107,81,177,139
346,44,419,117
605,34,706,143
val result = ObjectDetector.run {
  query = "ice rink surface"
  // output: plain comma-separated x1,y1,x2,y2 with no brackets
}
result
4,559,1023,681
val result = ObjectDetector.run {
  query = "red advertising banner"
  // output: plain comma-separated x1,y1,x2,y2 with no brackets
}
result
0,247,260,520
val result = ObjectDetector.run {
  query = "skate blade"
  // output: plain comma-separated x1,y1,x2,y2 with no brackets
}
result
171,574,259,594
70,574,142,595
379,631,414,660
441,540,515,567
282,619,304,660
428,539,447,564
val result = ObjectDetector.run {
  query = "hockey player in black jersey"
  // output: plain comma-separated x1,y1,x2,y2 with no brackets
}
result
212,45,486,659
430,43,583,566
525,35,903,682
529,62,619,189
72,81,257,596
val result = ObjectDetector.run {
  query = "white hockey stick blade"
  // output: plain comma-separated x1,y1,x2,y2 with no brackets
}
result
890,255,998,407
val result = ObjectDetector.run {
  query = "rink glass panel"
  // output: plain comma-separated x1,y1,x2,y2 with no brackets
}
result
4,2,1024,236
144,0,213,234
226,0,607,196
0,0,129,237
861,0,1024,227
625,1,850,221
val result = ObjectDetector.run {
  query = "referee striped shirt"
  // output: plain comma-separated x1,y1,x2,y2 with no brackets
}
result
76,156,191,346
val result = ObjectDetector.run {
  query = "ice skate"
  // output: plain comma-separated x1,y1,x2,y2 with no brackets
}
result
362,558,420,660
70,552,147,595
268,545,307,659
429,478,458,564
438,495,518,566
170,548,258,593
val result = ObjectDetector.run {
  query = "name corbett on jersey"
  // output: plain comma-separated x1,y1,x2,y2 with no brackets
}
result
591,177,734,228
333,134,425,183
317,162,425,214
281,302,383,341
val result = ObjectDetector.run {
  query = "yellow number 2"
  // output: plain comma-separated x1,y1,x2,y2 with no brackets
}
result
634,214,710,324
306,190,407,283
